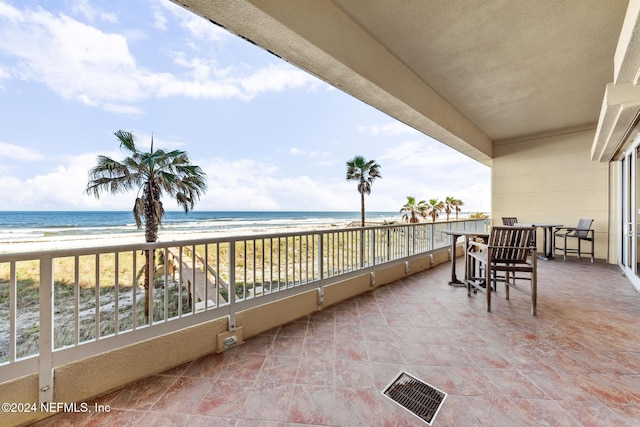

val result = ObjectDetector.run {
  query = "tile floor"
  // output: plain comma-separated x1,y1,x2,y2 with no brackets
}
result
32,257,640,426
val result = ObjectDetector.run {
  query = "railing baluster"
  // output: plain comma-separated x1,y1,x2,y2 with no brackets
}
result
150,248,156,326
203,245,208,309
177,246,181,317
132,251,137,330
261,238,265,293
215,243,220,306
164,247,169,319
115,252,120,335
228,239,236,331
39,256,54,404
95,254,100,340
72,258,79,341
9,262,16,363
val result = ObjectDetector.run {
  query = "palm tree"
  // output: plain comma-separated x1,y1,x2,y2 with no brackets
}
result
85,130,207,320
452,198,464,220
425,198,444,222
400,196,427,223
346,155,382,226
444,196,455,221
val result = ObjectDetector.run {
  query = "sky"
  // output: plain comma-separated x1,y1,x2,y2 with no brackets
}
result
0,0,490,214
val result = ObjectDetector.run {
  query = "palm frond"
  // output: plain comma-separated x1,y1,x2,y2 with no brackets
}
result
114,130,137,154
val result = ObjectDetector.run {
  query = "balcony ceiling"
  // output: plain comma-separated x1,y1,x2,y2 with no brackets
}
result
173,0,629,165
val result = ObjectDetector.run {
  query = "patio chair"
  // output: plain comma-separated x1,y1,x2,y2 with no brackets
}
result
466,226,537,316
501,217,518,226
553,219,594,262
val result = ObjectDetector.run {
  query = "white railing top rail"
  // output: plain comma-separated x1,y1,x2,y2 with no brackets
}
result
0,218,487,261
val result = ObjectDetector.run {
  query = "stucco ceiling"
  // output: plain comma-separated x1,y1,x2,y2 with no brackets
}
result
173,0,629,165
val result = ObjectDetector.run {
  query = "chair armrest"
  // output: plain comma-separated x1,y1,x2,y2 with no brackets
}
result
553,226,575,235
467,240,487,251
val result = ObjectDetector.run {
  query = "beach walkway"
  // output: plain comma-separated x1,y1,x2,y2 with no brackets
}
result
167,248,228,310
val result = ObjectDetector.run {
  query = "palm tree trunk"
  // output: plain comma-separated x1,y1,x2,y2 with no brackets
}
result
360,190,365,227
143,186,159,323
144,249,152,323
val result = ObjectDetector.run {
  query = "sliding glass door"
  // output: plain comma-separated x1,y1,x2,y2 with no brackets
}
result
620,139,640,291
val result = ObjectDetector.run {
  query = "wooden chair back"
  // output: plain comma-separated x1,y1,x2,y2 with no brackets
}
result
501,217,518,226
488,226,534,263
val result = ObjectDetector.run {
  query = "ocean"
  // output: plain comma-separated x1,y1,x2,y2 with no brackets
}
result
0,211,399,244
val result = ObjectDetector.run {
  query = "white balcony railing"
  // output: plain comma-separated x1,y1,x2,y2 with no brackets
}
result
0,219,486,403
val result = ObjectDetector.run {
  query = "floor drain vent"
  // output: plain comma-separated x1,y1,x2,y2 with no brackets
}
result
382,371,447,425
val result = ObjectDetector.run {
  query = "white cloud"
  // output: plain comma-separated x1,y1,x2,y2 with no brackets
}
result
71,0,117,24
0,153,108,210
357,122,419,136
238,64,321,99
0,66,9,85
185,157,357,211
0,2,321,113
153,0,230,42
153,61,320,101
0,142,44,161
379,140,472,169
0,4,144,110
375,139,491,212
0,143,490,213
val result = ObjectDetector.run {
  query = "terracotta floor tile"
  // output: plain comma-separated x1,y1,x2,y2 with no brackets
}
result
181,352,228,379
334,359,376,389
83,408,147,427
240,382,294,422
365,340,403,363
301,337,335,360
287,385,334,425
522,369,598,402
481,368,547,399
195,379,253,418
488,397,584,427
269,336,305,357
255,355,299,385
433,394,495,426
151,377,214,414
296,356,334,387
306,321,335,339
335,337,368,361
558,400,629,427
276,321,308,338
217,353,266,382
108,375,177,410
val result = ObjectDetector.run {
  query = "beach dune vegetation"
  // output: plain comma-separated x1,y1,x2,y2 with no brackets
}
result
346,155,382,227
85,130,207,321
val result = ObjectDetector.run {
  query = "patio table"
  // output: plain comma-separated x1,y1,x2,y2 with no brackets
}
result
441,229,490,287
515,223,562,260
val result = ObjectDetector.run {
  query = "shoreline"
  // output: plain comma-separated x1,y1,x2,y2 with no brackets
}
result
0,215,480,254
0,222,348,254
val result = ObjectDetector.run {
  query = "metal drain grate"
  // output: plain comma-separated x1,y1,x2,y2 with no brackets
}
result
382,371,447,425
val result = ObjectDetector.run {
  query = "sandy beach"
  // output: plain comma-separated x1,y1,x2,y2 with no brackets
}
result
0,222,348,254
